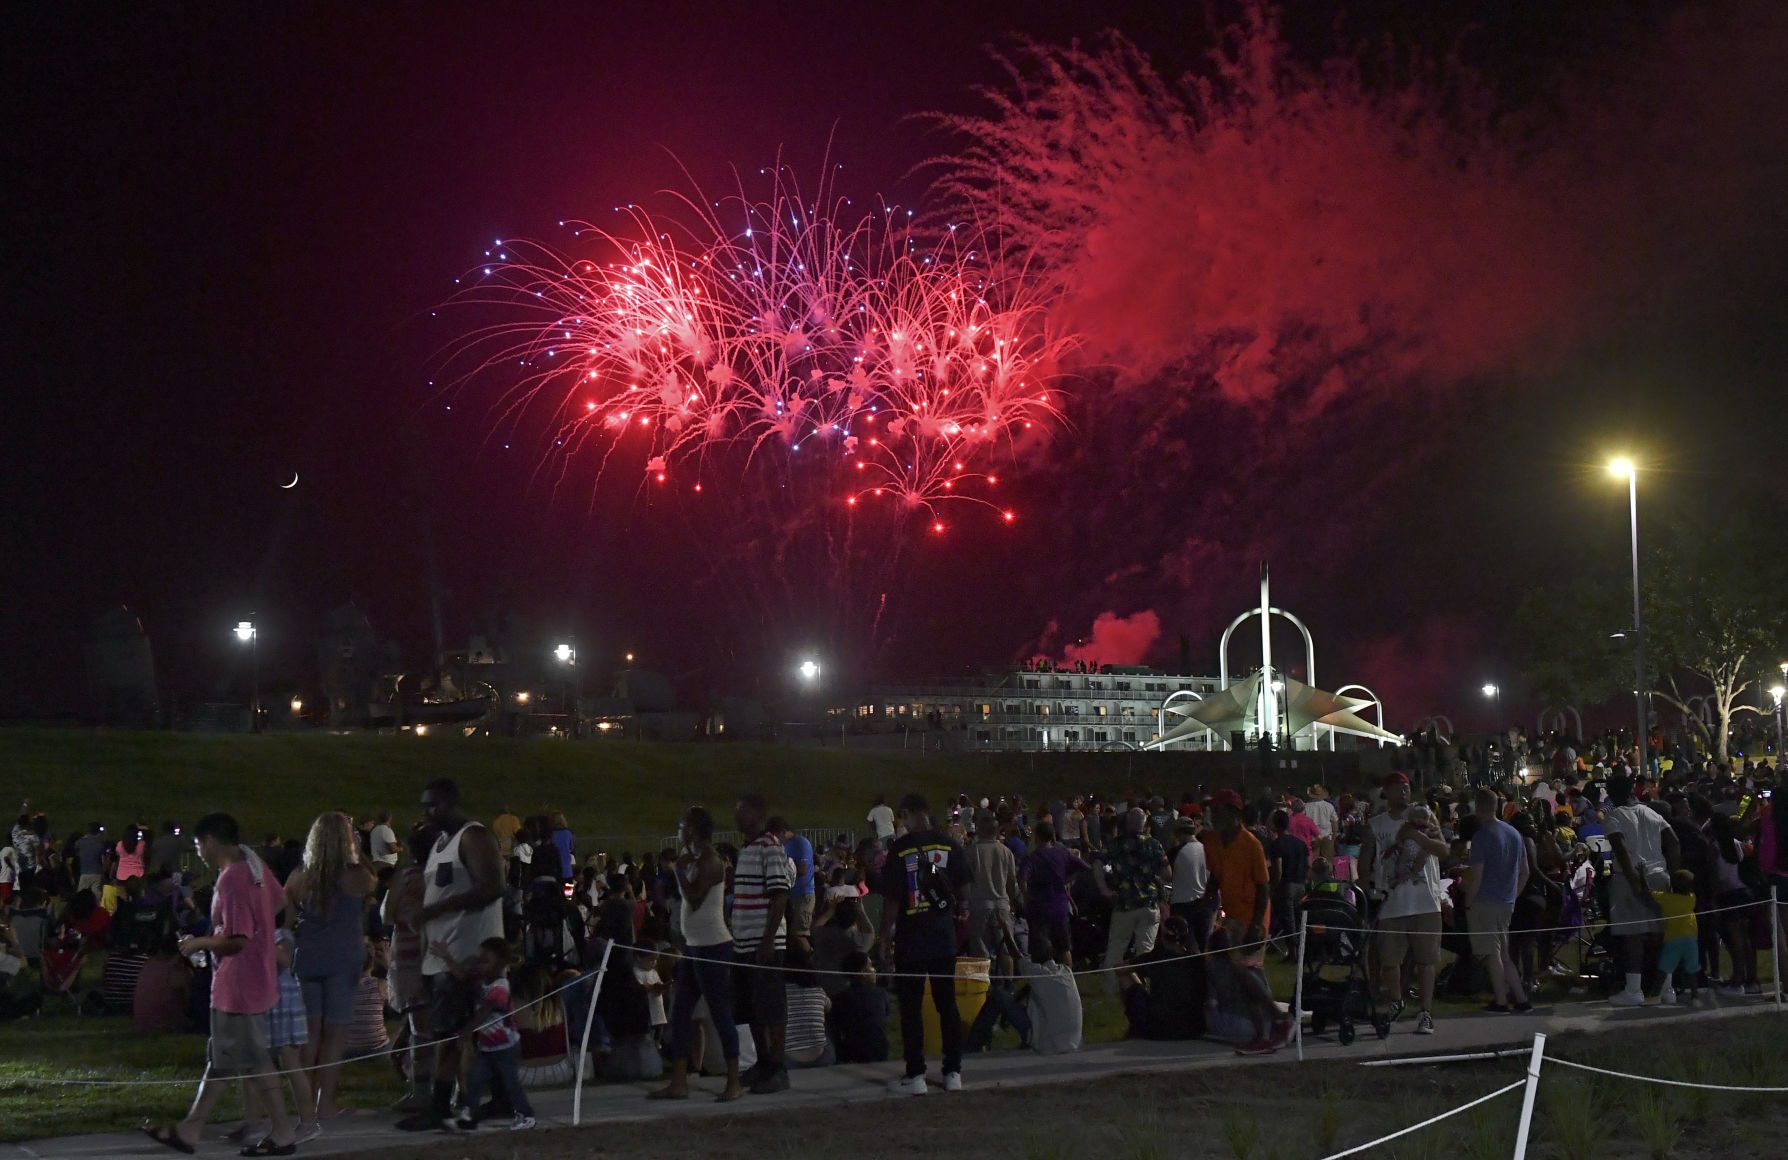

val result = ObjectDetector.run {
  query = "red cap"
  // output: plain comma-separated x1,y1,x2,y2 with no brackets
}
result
1210,789,1244,811
1382,771,1411,788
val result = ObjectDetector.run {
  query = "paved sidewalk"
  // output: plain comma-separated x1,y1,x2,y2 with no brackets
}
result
8,993,1779,1159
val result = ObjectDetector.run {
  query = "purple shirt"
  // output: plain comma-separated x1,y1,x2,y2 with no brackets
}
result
1021,845,1088,920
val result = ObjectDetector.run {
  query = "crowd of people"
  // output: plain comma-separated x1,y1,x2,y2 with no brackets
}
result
1,739,1784,1151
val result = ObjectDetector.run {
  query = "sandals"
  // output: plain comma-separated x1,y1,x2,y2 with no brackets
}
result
141,1124,196,1155
240,1139,297,1157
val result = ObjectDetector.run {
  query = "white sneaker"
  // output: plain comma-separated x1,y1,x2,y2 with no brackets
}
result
1415,1011,1435,1035
1658,988,1676,1006
1719,984,1746,997
888,1074,928,1096
942,1071,963,1092
1608,989,1646,1007
510,1115,536,1131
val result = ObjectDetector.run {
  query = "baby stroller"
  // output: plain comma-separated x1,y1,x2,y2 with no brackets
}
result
1297,881,1383,1046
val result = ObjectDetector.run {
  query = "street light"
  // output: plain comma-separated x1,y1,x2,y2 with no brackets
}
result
798,659,821,682
235,618,259,733
1609,457,1647,770
289,697,303,715
1772,682,1786,772
554,644,577,737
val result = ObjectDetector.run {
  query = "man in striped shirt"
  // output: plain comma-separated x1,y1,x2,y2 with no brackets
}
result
732,794,793,1094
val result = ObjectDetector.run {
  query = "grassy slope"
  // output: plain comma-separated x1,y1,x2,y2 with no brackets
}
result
0,728,1317,843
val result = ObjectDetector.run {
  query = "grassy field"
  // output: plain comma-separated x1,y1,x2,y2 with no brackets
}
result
0,1014,409,1142
314,1012,1788,1160
4,931,1773,1143
0,727,1354,846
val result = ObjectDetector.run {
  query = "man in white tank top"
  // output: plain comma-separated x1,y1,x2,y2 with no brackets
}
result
397,777,504,1132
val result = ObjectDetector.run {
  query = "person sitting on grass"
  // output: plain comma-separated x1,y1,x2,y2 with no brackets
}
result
430,936,536,1131
132,928,190,1033
0,920,43,1020
829,951,889,1063
1117,915,1206,1042
1010,926,1082,1054
782,944,835,1068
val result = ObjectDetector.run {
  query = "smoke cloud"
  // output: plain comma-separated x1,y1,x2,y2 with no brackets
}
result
1054,608,1163,668
935,3,1788,705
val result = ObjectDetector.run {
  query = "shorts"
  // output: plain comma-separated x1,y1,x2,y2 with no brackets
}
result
787,893,815,938
731,947,785,1027
299,970,358,1026
1657,936,1699,978
267,975,309,1048
1218,918,1264,967
427,971,481,1037
967,900,1014,959
1468,901,1515,959
1607,876,1661,937
1375,911,1442,967
208,1008,272,1073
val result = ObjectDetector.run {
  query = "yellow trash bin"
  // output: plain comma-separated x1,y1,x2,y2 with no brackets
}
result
919,956,990,1056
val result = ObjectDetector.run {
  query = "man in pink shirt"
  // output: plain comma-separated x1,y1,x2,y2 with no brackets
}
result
1287,799,1323,849
144,812,295,1156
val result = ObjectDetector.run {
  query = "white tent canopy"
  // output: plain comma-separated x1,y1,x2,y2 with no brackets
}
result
1152,671,1401,750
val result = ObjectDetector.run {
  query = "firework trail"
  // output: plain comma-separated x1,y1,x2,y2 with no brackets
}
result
446,167,1072,529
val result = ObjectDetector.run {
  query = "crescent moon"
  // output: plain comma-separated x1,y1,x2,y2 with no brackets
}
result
281,472,299,489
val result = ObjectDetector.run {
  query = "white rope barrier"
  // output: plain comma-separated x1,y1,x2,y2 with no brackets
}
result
1313,1078,1525,1160
652,934,1277,981
1,957,606,1088
1545,1056,1788,1093
1308,894,1771,940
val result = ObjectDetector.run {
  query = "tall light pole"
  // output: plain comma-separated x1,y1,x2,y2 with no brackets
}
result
1771,681,1785,773
1610,458,1647,770
235,618,259,733
554,643,577,737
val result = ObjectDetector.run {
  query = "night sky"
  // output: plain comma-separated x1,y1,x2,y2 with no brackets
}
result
6,1,1786,726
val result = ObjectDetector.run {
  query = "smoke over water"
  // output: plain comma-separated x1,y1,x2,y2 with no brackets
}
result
921,3,1788,704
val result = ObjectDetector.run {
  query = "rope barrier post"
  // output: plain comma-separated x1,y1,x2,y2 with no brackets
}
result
1774,884,1783,1010
571,939,615,1128
1294,912,1309,1062
1510,1032,1547,1160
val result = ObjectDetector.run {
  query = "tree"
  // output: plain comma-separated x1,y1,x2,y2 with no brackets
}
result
1643,514,1788,762
1517,507,1787,762
1514,575,1627,718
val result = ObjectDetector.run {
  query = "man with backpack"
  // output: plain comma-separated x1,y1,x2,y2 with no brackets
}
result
879,793,971,1095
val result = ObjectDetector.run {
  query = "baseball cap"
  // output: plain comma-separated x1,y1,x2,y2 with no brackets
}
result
1210,789,1244,811
1382,771,1411,788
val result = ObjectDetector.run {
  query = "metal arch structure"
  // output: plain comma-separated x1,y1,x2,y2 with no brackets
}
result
1219,607,1315,691
1536,705,1583,741
1154,689,1215,751
1326,683,1388,749
1416,714,1455,743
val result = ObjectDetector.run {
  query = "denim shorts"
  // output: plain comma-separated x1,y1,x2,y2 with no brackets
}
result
299,969,359,1026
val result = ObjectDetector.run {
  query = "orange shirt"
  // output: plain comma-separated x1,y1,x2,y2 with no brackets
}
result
1201,827,1271,931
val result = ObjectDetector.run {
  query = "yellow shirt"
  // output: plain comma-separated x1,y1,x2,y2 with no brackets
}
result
1653,890,1697,941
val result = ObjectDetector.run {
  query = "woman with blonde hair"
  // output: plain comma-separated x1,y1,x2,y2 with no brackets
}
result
286,811,374,1119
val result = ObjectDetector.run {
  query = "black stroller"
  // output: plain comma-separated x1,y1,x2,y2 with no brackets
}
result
1297,881,1385,1045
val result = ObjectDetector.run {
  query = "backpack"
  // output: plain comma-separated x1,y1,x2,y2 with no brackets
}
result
521,883,586,969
